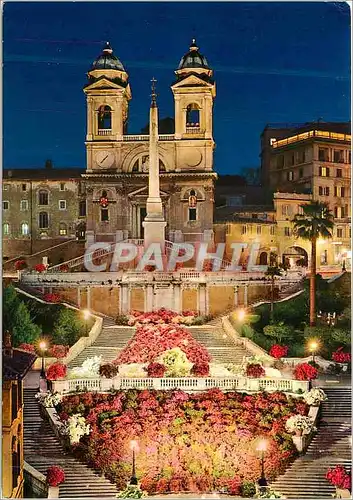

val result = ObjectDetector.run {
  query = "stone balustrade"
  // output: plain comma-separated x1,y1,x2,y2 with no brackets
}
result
52,375,308,395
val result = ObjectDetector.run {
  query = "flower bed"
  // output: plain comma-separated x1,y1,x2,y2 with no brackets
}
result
125,309,210,326
58,389,308,495
116,323,211,370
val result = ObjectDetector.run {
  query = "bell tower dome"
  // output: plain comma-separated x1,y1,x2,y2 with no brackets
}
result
84,42,132,171
171,39,216,140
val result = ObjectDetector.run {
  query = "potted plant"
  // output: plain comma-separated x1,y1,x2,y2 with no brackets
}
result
302,388,327,407
326,465,351,498
46,465,65,498
285,415,315,437
332,348,351,372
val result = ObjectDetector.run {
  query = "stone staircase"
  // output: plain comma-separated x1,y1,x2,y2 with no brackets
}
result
187,320,251,364
271,387,352,498
68,319,135,368
23,388,117,498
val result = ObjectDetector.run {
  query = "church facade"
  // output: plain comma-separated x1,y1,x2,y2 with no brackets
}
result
83,41,216,247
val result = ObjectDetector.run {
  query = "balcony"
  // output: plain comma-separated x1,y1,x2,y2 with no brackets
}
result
122,134,174,142
97,129,112,136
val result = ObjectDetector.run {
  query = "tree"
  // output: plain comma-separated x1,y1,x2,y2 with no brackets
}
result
265,261,287,321
263,322,294,343
52,308,85,346
292,201,334,326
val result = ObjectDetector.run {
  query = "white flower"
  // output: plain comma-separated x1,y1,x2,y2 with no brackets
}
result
118,363,147,378
35,391,62,407
285,415,315,435
64,413,90,444
210,363,235,377
303,388,327,406
68,355,102,379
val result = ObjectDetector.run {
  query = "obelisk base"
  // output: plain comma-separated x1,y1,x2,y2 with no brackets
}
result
143,218,167,252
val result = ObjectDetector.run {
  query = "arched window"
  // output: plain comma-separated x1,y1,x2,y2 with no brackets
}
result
3,223,10,236
132,160,139,172
39,212,49,229
259,252,268,265
59,223,67,236
21,223,29,236
98,105,112,130
188,189,197,221
186,104,200,127
38,190,49,206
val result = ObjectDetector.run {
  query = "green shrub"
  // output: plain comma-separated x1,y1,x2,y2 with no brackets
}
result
241,481,256,497
115,315,129,325
263,322,294,343
52,308,87,345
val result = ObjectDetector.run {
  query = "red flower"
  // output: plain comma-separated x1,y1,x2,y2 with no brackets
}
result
269,344,289,359
46,466,65,487
59,264,69,272
46,362,67,381
155,478,169,493
44,293,61,303
294,363,318,381
246,363,265,378
326,465,351,490
15,260,27,270
147,363,166,378
191,363,210,377
34,263,46,273
18,343,36,353
227,476,241,495
332,347,351,364
50,345,69,359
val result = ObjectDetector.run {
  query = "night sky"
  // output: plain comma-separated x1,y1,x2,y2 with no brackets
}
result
3,2,351,174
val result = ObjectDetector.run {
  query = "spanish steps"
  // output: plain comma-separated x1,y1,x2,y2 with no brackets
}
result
271,386,352,498
23,386,118,498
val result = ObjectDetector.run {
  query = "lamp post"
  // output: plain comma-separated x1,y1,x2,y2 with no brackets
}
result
308,340,319,364
129,440,139,486
83,309,90,336
256,438,268,494
237,308,246,322
39,341,47,378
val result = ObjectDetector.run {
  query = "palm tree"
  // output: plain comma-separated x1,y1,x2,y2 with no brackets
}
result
292,201,334,326
265,265,283,320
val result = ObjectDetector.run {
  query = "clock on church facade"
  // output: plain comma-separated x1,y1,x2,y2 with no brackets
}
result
83,40,216,247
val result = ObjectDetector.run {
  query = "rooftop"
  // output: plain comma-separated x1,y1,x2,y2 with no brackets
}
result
3,349,37,380
3,168,85,181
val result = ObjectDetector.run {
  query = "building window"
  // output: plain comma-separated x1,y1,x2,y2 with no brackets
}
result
188,208,197,221
299,168,304,178
38,190,49,205
284,227,291,236
59,223,67,236
337,228,344,238
334,206,344,219
321,249,328,265
22,183,27,191
281,204,292,216
101,208,109,222
39,212,49,229
252,213,258,219
3,223,10,235
319,166,330,177
186,103,200,127
270,226,275,235
336,169,343,178
98,105,112,130
256,225,262,235
319,148,329,161
59,200,67,210
289,153,295,166
20,200,28,211
276,155,284,169
241,225,247,235
60,183,65,191
21,223,29,236
3,184,9,190
287,171,294,181
334,186,345,197
3,201,9,210
333,150,344,163
79,200,86,217
298,150,305,164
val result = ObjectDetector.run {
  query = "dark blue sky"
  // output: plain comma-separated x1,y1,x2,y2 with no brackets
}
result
3,2,351,174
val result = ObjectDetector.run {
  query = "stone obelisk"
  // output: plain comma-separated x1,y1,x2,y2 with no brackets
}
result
143,78,166,251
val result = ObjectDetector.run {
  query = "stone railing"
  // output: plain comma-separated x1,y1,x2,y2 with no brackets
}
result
24,461,48,498
222,316,274,363
52,375,308,395
122,134,175,142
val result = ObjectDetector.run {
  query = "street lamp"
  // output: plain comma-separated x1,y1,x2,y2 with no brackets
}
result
83,309,90,336
39,341,47,378
129,440,139,485
237,308,246,322
256,438,268,493
308,340,319,363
